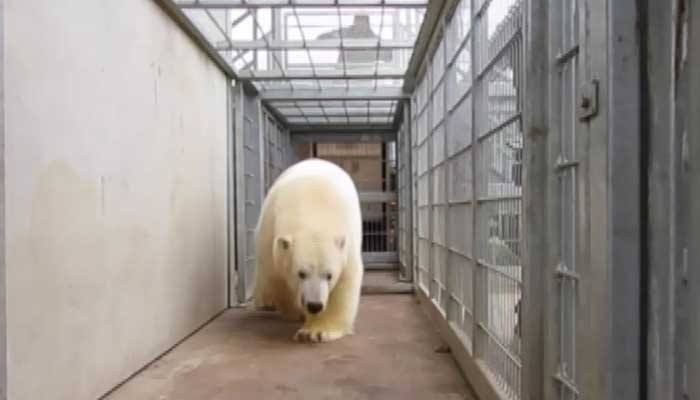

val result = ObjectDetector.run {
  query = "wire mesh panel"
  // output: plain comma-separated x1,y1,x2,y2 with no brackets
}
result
412,0,524,398
397,116,413,278
262,110,294,192
412,74,432,292
473,1,523,397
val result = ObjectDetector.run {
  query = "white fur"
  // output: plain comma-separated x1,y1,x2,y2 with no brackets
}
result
253,158,364,343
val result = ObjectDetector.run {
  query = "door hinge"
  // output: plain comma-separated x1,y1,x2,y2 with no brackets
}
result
578,80,599,121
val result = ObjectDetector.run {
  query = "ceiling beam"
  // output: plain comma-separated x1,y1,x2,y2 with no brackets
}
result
260,87,408,101
237,68,405,80
291,131,397,143
175,0,427,9
215,38,416,51
277,112,395,118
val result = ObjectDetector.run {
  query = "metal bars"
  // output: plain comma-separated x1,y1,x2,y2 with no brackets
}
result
262,109,295,192
549,1,579,398
409,0,524,398
312,142,400,266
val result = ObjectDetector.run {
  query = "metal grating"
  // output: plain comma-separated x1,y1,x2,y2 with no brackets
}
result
171,0,427,125
409,0,524,398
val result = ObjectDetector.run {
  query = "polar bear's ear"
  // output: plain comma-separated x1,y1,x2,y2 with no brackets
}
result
334,236,346,250
276,236,293,251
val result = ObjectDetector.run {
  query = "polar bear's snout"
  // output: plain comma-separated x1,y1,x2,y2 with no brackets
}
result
306,302,323,314
300,277,329,314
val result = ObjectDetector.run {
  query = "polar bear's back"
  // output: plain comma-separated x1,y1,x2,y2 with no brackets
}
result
260,159,363,245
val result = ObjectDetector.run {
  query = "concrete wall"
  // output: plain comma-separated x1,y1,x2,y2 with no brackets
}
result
4,1,229,399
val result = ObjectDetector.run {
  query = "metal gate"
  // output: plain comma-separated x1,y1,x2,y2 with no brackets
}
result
313,142,399,267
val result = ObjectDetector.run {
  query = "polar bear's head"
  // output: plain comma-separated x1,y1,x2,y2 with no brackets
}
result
273,231,347,315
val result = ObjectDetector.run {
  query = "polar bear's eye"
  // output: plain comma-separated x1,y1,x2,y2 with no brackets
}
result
298,271,308,280
324,273,333,281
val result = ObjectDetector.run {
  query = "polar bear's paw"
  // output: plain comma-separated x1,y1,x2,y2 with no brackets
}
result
293,326,347,343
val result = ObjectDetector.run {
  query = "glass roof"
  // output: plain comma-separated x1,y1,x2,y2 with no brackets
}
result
172,0,427,126
267,99,397,124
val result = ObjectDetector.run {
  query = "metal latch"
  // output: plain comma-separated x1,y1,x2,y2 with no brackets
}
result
578,80,599,121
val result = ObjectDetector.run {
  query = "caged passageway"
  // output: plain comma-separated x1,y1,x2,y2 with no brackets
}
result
3,0,700,399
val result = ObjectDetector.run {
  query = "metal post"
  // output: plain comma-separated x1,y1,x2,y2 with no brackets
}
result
521,0,549,399
226,81,236,307
234,83,248,305
688,5,700,395
0,0,6,396
404,98,415,282
470,0,486,359
440,13,456,323
641,0,676,398
607,1,642,397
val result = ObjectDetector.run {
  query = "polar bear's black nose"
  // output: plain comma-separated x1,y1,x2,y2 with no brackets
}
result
307,302,323,314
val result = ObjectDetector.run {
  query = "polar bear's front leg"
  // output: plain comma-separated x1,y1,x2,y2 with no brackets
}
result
294,261,363,343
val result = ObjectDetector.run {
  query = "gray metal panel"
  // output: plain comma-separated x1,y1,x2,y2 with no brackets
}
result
688,4,700,394
643,1,675,397
607,1,642,398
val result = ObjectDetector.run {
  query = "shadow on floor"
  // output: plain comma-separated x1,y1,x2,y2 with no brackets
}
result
105,273,476,400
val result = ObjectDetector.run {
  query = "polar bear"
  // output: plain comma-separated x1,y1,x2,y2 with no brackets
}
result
253,158,364,343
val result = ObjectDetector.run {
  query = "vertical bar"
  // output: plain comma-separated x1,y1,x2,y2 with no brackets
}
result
427,59,436,300
0,0,6,395
607,1,642,398
688,4,700,396
234,84,248,304
471,0,486,358
441,12,456,321
404,98,415,282
522,0,549,399
226,82,235,307
381,142,388,253
258,98,266,206
640,0,675,397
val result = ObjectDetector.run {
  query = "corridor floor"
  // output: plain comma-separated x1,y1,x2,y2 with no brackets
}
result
105,272,476,400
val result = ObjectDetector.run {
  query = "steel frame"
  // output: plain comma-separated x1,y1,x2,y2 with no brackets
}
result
168,0,429,123
175,0,428,9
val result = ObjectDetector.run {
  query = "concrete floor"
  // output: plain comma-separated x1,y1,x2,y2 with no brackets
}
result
105,272,476,400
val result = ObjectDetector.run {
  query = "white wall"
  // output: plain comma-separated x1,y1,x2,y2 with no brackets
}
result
4,1,229,399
